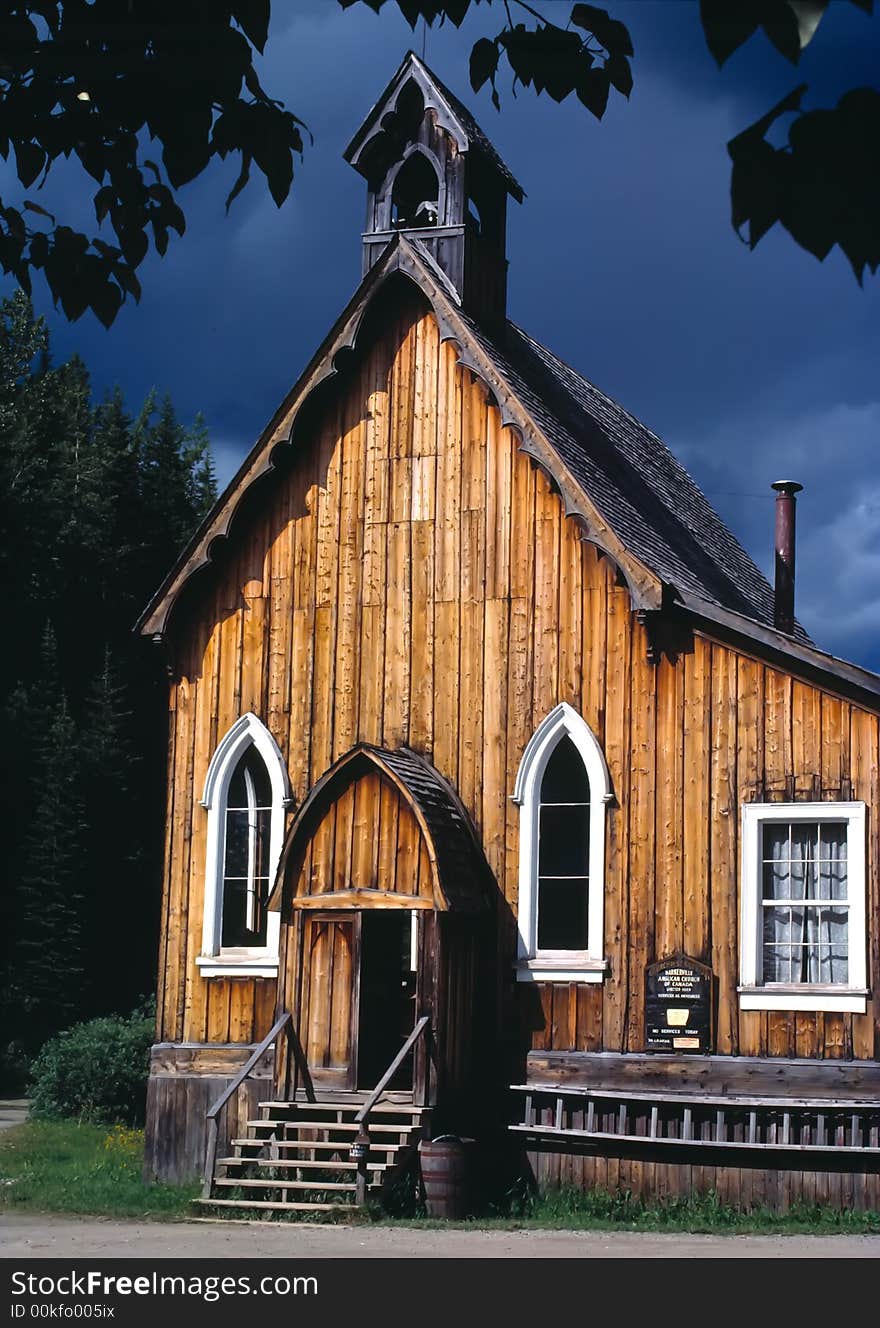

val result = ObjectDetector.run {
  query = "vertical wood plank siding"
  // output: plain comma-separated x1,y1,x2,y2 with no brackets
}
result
158,292,879,1061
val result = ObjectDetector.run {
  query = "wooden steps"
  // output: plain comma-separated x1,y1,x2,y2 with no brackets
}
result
230,1137,400,1155
213,1178,372,1193
199,1097,429,1219
245,1119,409,1133
198,1198,359,1215
217,1156,389,1171
257,1101,430,1115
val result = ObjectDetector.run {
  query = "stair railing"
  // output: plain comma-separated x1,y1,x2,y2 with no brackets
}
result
201,1010,315,1200
350,1014,432,1205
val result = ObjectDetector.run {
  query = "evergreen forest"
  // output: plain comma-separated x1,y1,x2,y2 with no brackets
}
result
0,291,217,1080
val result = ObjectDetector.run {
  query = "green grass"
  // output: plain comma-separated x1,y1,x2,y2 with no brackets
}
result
3,1123,879,1234
474,1184,880,1234
0,1121,198,1220
207,1183,880,1234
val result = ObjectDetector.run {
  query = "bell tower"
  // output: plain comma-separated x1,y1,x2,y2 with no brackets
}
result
345,52,524,326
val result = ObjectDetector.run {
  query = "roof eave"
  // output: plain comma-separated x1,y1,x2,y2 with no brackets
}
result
678,591,880,709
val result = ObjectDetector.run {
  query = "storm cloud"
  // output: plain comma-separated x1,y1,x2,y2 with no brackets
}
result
16,0,880,669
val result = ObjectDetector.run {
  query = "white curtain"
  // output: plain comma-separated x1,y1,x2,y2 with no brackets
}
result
762,822,848,984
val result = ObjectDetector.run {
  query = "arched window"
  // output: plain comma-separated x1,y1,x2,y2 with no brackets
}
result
390,150,440,228
197,713,291,977
513,703,611,982
221,748,273,948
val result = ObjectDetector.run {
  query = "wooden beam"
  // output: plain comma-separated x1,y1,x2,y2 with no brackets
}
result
292,890,435,910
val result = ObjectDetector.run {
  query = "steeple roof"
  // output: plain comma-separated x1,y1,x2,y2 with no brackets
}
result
344,50,524,202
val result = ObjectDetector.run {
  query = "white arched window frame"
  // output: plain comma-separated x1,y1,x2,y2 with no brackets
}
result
513,703,612,983
196,713,291,978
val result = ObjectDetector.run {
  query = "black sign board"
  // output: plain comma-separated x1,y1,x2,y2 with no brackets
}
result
645,954,713,1053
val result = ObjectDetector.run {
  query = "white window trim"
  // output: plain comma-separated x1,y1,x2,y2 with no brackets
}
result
739,800,867,1014
513,702,612,983
198,712,291,977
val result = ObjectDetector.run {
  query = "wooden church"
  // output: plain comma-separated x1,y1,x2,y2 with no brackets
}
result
139,53,880,1214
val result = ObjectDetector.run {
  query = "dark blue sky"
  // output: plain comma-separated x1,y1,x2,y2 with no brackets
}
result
13,1,880,671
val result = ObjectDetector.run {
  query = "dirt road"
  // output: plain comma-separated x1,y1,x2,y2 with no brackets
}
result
3,1213,879,1259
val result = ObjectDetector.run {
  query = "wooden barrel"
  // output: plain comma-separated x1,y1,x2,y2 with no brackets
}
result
418,1138,474,1219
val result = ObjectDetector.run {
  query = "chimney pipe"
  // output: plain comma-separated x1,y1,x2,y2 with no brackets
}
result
771,480,803,635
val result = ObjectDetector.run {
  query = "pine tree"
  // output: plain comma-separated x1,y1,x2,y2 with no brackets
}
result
186,411,218,520
136,391,193,564
78,648,151,1011
9,627,86,1047
0,294,218,1063
0,294,51,705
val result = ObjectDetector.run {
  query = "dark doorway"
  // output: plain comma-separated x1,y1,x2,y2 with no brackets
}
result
357,912,416,1089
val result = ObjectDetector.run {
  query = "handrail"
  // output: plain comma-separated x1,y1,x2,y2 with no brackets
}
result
207,1012,291,1124
282,1019,317,1105
202,1010,314,1200
350,1016,431,1205
354,1015,431,1127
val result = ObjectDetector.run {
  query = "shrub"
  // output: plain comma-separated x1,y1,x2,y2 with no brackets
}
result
28,1004,154,1126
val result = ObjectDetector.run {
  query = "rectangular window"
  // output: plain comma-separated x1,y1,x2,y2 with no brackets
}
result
740,802,867,1013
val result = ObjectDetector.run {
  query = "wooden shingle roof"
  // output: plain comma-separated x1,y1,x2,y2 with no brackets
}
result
481,319,810,644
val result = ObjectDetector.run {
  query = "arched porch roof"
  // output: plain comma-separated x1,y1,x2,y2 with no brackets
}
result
267,744,491,914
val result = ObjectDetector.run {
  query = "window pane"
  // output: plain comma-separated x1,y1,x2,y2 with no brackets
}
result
762,824,792,899
817,823,847,860
762,858,792,901
540,736,589,804
224,809,249,877
790,821,820,862
763,823,789,863
245,750,272,807
820,905,848,952
221,879,268,947
537,878,588,950
227,749,273,810
762,905,791,950
539,804,589,876
221,879,246,946
254,807,272,879
763,942,797,984
249,881,269,946
818,946,848,984
227,761,248,807
818,824,848,900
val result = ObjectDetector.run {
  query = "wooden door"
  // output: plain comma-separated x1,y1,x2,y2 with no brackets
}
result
301,912,360,1089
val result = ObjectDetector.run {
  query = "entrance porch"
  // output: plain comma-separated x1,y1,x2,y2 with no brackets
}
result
197,743,494,1215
